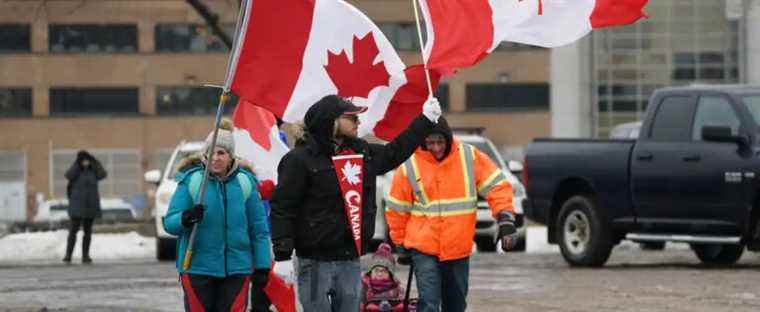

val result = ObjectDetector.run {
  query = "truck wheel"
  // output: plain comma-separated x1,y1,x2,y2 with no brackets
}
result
691,244,744,266
156,238,177,261
557,195,613,267
475,236,497,252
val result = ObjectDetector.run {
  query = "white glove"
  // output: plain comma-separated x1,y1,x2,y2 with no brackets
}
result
422,97,442,123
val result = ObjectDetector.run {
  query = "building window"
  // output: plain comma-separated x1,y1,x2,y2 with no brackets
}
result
466,83,549,111
155,24,232,53
435,84,449,111
49,24,138,53
378,23,424,51
0,24,31,53
50,88,139,116
0,88,32,117
592,1,740,137
52,149,142,198
156,87,237,115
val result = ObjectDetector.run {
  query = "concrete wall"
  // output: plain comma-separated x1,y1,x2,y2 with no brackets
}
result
549,37,593,138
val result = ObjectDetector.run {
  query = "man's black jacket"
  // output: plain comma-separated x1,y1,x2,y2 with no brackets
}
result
270,113,434,261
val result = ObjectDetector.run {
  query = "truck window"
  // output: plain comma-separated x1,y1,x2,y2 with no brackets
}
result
742,95,760,124
649,96,695,141
691,96,740,141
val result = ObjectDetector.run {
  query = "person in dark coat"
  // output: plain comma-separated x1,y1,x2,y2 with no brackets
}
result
269,94,441,312
63,150,107,263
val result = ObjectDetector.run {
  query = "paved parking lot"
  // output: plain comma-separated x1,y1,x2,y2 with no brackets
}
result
2,243,760,311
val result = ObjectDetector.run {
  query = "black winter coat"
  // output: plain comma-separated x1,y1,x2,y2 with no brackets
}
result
65,152,107,219
270,115,434,260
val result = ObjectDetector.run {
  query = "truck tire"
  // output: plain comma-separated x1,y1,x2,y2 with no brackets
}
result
556,195,613,267
691,243,744,266
156,237,177,261
475,236,497,252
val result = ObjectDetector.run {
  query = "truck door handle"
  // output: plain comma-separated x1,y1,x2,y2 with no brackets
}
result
636,152,653,161
682,154,701,162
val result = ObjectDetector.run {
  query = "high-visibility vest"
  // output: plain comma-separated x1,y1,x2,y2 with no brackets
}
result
385,139,514,261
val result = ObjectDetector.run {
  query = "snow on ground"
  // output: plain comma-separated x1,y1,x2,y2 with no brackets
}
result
0,230,154,263
526,226,560,254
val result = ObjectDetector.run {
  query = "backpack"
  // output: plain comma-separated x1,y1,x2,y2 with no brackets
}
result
186,171,254,203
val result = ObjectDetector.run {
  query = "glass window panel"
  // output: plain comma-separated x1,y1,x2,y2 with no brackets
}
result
650,96,695,141
156,87,237,115
377,23,425,51
673,67,696,80
466,83,549,111
155,24,233,52
49,24,138,53
50,88,139,115
698,67,725,80
692,96,740,140
0,88,32,117
742,96,760,125
0,24,31,53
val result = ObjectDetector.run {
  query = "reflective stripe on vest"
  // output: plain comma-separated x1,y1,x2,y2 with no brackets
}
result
404,158,429,207
403,143,478,214
478,170,508,197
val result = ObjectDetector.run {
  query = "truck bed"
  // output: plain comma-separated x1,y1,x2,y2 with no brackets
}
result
525,139,636,226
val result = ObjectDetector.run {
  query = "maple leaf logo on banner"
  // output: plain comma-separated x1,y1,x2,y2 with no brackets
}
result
325,33,391,99
342,161,362,185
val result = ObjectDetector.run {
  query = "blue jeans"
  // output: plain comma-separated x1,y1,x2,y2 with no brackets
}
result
296,257,361,312
411,250,469,312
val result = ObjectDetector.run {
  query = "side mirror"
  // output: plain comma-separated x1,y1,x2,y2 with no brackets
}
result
508,160,524,173
144,169,162,184
702,126,748,146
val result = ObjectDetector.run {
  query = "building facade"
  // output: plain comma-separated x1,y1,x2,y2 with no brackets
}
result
0,0,550,218
552,0,760,138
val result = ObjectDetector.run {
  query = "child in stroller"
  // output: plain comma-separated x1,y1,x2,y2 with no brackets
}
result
361,243,416,312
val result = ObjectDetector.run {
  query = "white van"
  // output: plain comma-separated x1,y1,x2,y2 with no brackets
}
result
144,141,204,260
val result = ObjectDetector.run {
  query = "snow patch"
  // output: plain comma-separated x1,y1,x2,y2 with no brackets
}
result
526,226,560,254
0,230,154,263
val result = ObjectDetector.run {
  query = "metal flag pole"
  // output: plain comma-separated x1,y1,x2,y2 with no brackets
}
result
182,0,251,271
411,0,434,95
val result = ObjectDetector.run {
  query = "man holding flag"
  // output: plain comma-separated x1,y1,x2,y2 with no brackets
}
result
270,94,441,312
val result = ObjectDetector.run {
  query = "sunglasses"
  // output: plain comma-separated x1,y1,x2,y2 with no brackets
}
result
339,114,359,123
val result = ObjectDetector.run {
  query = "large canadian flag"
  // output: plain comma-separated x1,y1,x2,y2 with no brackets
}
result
227,0,438,141
231,101,288,183
419,0,650,74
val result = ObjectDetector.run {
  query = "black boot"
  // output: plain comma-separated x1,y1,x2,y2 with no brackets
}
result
82,231,92,264
63,229,76,263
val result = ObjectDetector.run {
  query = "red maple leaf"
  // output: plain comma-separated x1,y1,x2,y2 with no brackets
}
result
324,33,391,99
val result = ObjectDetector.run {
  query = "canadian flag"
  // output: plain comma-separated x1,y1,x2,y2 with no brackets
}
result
231,101,288,183
419,0,649,74
227,0,438,141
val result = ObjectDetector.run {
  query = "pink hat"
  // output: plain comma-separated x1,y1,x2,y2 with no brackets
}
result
369,243,396,272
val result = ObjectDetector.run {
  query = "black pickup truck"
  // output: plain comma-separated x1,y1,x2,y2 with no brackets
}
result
524,85,760,266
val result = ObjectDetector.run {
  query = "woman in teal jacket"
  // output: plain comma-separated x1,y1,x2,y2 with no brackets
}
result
164,123,272,312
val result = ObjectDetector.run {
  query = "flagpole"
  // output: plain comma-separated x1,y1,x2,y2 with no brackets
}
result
182,0,250,271
411,0,434,96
